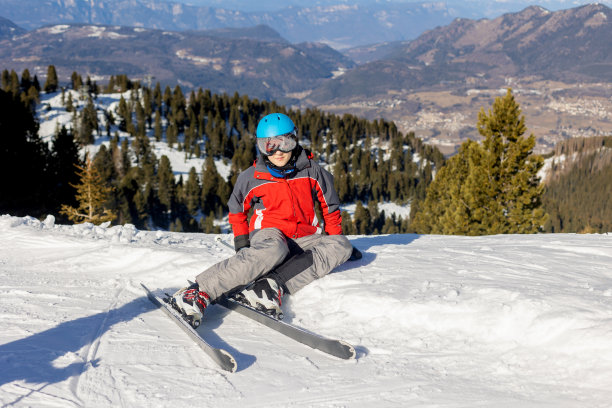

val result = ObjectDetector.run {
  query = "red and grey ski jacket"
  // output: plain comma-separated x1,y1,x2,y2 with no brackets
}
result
228,149,343,248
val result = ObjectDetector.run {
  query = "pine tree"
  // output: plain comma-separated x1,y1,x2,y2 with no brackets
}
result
32,75,41,92
117,168,139,225
200,211,220,233
135,100,146,136
412,89,547,235
157,155,176,227
201,155,225,216
476,89,547,233
20,69,32,91
1,70,9,91
166,120,178,148
71,71,83,90
117,95,130,131
44,65,59,93
20,82,39,113
78,96,98,145
8,70,19,96
106,75,116,93
154,109,163,141
65,92,75,112
143,88,153,129
153,82,162,111
184,167,201,215
49,126,82,212
353,201,370,235
60,156,117,224
0,88,49,214
93,145,116,182
341,210,355,235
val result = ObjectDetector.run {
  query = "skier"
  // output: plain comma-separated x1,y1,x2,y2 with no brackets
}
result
170,112,356,327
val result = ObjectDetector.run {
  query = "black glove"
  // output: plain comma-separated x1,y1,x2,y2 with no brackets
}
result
349,246,362,261
234,234,250,253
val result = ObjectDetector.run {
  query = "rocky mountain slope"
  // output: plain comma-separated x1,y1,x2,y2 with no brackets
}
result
309,4,612,102
0,15,24,40
308,4,612,155
0,23,353,104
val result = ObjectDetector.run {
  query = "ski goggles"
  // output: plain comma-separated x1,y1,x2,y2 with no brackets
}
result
256,131,298,155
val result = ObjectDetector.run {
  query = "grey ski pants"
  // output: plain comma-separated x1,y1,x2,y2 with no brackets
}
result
195,228,353,301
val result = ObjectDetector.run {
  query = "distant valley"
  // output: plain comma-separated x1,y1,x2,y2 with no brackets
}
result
315,79,612,155
310,4,612,154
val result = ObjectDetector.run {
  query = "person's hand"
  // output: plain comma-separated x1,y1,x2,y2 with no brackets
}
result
349,246,362,261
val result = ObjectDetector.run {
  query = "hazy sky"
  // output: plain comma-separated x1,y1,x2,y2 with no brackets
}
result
164,0,611,14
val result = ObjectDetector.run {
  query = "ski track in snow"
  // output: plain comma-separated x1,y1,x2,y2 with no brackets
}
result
1,214,612,407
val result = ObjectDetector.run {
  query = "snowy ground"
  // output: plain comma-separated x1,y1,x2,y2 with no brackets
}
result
1,215,612,407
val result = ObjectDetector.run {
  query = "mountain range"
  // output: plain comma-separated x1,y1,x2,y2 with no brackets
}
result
0,23,354,104
309,4,612,102
3,0,606,50
3,4,611,100
309,3,612,155
2,3,611,153
0,0,458,49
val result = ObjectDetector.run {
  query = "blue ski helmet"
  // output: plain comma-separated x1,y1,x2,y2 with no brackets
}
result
256,113,296,139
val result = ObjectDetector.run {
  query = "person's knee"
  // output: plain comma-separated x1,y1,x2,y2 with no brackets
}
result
329,235,353,262
251,228,284,246
251,228,290,261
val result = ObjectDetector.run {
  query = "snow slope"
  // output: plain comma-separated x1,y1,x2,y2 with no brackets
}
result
1,214,612,407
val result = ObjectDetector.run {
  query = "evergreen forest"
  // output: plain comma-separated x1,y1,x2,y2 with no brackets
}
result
1,67,443,235
2,66,610,235
542,136,612,233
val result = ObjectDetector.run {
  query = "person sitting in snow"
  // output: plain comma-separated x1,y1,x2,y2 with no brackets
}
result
170,112,358,327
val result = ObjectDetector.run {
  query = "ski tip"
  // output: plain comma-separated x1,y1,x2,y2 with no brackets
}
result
222,350,238,373
340,340,357,360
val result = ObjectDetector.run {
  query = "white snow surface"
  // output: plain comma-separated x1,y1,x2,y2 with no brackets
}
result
1,214,612,407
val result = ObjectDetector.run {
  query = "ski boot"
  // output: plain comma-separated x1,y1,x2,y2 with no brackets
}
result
234,277,284,319
166,282,210,328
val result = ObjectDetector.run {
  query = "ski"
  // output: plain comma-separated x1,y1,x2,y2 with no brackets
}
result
216,296,356,360
211,237,357,360
140,283,237,373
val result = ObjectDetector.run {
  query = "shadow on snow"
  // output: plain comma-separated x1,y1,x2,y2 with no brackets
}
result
333,234,421,272
0,236,417,390
0,292,256,393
